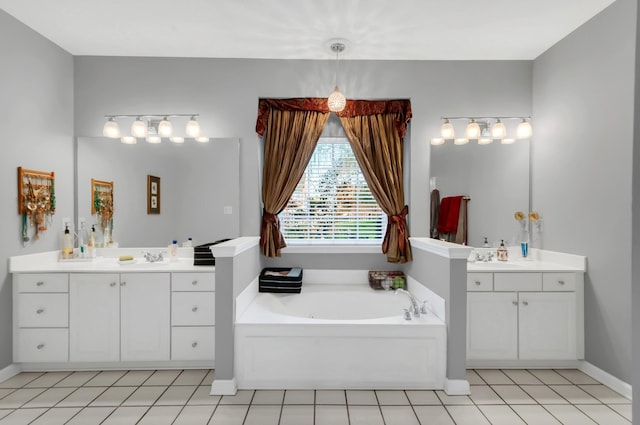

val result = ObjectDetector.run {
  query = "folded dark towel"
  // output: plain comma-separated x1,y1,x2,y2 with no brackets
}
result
437,196,464,235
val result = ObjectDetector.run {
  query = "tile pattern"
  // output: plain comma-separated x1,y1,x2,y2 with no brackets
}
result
0,368,631,424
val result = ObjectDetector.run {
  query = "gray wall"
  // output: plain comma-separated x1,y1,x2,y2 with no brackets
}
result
633,0,640,418
0,10,74,369
76,137,240,247
73,57,532,241
532,0,635,383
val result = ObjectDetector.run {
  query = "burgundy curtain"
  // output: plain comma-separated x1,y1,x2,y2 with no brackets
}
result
257,99,329,257
256,98,412,262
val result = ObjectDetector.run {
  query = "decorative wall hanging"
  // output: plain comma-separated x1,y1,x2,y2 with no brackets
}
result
91,178,114,233
147,175,161,214
17,167,56,244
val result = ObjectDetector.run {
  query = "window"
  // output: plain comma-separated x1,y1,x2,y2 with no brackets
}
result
280,137,386,242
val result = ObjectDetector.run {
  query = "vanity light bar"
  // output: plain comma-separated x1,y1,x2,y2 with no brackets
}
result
102,114,206,144
432,116,532,146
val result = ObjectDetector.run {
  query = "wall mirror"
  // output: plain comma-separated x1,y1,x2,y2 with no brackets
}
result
430,139,530,248
76,137,241,248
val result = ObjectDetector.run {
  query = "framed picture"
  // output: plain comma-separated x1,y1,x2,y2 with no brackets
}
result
147,175,160,214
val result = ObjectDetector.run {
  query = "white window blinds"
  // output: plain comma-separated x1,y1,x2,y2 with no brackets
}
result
280,138,386,242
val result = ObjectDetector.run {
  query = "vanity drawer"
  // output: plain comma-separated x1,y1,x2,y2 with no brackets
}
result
543,273,577,291
467,273,493,291
171,326,215,361
172,273,215,292
16,328,69,363
494,273,542,292
18,294,68,328
172,292,215,326
15,274,68,293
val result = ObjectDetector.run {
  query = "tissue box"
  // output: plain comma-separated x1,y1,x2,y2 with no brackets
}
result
368,270,406,290
259,267,303,293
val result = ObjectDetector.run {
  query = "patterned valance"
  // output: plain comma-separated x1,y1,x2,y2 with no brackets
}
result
256,98,412,139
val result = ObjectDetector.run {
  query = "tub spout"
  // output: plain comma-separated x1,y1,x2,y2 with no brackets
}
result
395,288,421,318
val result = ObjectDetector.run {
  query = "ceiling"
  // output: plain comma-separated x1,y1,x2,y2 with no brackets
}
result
0,0,617,60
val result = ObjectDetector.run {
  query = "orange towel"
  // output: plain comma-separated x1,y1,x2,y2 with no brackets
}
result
437,196,464,235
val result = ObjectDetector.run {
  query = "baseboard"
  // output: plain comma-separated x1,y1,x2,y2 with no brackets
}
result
0,363,22,384
444,378,470,395
579,361,632,400
210,378,237,395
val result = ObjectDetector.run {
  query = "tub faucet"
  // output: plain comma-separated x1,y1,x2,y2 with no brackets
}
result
395,288,421,318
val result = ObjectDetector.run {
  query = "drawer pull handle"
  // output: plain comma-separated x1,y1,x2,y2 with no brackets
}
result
475,281,481,285
121,282,127,286
37,344,44,350
36,281,44,286
192,342,198,348
192,306,198,312
192,280,198,285
558,280,565,285
110,282,116,287
512,300,518,306
522,300,529,306
36,308,44,314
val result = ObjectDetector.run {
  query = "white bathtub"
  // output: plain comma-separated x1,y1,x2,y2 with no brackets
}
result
235,281,447,389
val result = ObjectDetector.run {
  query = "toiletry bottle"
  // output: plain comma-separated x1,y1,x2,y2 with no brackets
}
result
182,237,193,247
78,222,86,259
497,239,509,261
88,225,97,258
169,240,178,261
482,237,490,248
62,225,73,259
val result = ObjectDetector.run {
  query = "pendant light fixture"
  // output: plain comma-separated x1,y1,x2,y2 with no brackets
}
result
440,119,455,140
491,119,506,140
185,116,201,138
465,119,481,140
327,40,347,113
131,117,148,138
516,118,533,139
102,117,121,138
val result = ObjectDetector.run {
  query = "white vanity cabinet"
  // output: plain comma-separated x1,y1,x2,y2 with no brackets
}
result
13,273,69,363
171,272,216,361
467,270,583,366
69,272,170,362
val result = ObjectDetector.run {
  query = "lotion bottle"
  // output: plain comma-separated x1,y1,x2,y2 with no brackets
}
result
61,225,73,259
497,239,509,262
169,240,178,261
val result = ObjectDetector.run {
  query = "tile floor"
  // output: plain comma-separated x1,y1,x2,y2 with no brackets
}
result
0,368,631,424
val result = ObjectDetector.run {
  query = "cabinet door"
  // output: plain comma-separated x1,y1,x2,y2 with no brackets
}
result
120,273,170,361
467,292,518,360
519,292,577,360
69,274,120,362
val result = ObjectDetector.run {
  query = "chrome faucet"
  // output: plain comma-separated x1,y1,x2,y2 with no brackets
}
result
395,288,421,318
142,251,164,263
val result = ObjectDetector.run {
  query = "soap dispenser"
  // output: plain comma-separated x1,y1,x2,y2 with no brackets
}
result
87,225,97,258
61,225,73,259
497,239,509,262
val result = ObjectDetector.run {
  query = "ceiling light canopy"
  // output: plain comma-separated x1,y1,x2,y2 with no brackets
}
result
327,40,347,113
432,116,532,145
102,114,209,144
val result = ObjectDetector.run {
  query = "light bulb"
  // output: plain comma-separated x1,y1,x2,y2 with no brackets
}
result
131,117,148,138
430,138,444,146
440,119,455,140
121,136,137,144
146,135,161,144
195,136,210,143
158,117,173,137
186,116,201,138
465,120,481,139
454,138,469,145
491,119,506,140
327,86,346,112
102,117,121,138
169,136,185,144
517,119,533,139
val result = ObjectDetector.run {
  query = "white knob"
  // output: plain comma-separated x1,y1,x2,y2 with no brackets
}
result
512,300,518,306
36,281,44,286
192,342,198,348
192,306,198,312
558,280,565,285
192,280,198,285
475,281,481,285
36,308,44,314
110,282,116,287
37,344,44,350
522,300,529,306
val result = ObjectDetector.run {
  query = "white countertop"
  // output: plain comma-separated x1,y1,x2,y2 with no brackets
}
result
9,249,215,273
466,248,586,273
